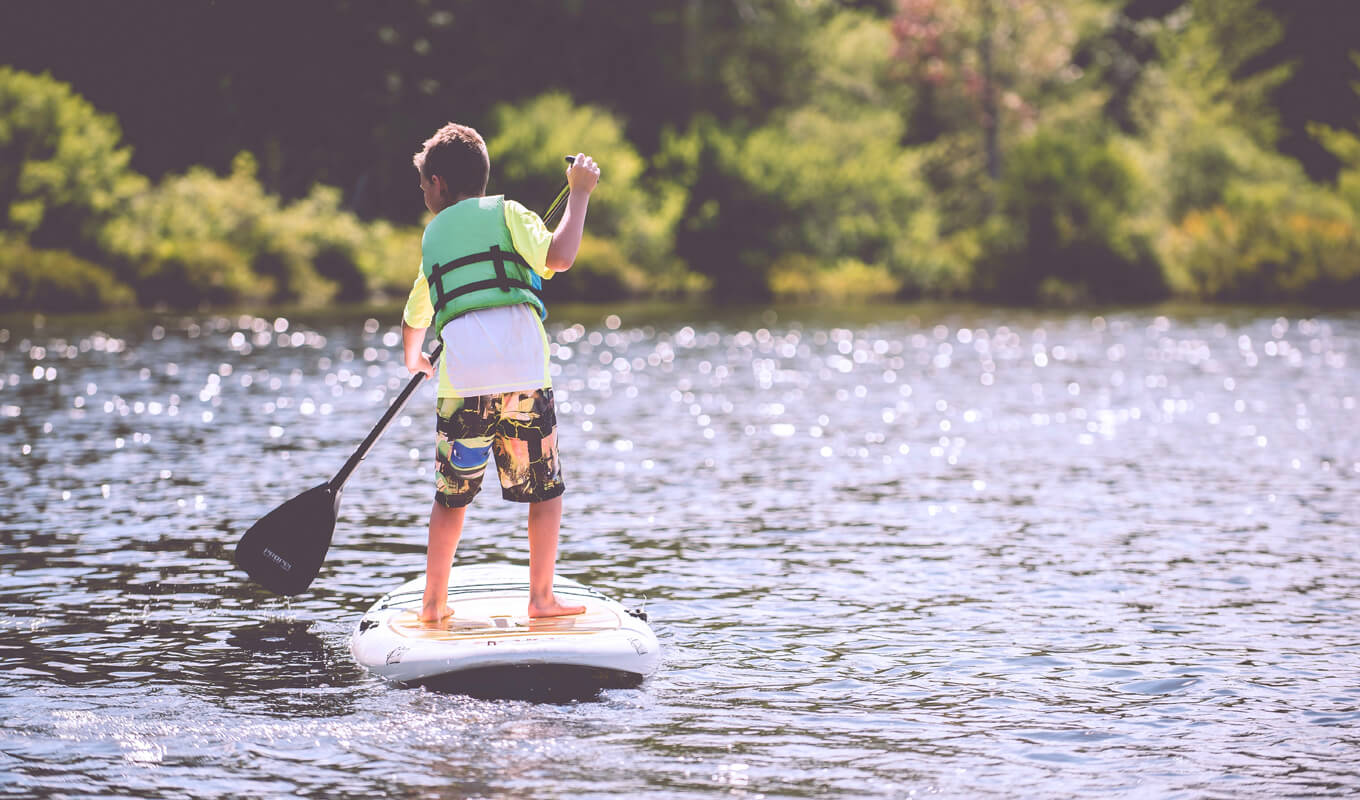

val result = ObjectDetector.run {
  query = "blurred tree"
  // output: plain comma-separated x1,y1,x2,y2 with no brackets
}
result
1238,0,1360,181
1120,0,1293,225
975,128,1164,303
1161,181,1360,303
0,239,135,312
1070,0,1178,134
0,0,841,225
1314,115,1360,215
0,67,146,258
889,0,1107,222
485,93,691,300
666,10,949,300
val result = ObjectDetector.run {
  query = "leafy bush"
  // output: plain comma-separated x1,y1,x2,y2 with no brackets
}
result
485,93,694,296
1313,123,1360,218
975,129,1165,303
132,239,258,309
276,184,372,302
742,107,933,275
0,68,146,257
1162,123,1308,221
1152,120,1360,303
103,152,421,308
541,234,646,302
356,219,423,298
769,255,901,300
1161,183,1360,303
666,104,943,300
662,118,775,299
0,237,134,312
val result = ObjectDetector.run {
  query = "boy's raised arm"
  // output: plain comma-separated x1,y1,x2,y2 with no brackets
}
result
544,153,600,272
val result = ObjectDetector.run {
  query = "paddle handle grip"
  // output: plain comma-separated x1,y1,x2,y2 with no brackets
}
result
543,156,576,226
329,340,444,491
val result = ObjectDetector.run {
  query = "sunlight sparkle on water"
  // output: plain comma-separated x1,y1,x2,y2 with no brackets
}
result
0,307,1356,798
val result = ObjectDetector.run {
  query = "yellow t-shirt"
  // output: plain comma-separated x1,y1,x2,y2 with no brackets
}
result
403,198,555,397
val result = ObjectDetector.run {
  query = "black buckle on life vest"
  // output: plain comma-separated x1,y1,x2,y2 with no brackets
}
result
490,245,510,292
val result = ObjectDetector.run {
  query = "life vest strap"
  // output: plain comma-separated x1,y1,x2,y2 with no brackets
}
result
429,245,540,316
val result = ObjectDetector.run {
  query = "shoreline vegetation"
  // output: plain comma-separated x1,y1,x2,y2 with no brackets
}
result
2,2,1359,313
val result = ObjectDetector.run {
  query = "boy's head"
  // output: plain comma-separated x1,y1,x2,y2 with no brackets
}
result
413,122,489,213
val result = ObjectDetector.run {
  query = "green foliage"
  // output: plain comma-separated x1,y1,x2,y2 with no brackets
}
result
542,234,647,303
1161,183,1360,303
0,237,134,312
1160,123,1304,221
1236,0,1360,181
740,107,938,288
0,68,146,256
808,11,906,117
485,93,693,297
666,30,952,302
102,152,420,309
356,219,424,298
278,184,422,302
663,118,772,299
5,2,1360,312
976,129,1165,303
1143,0,1287,147
1313,122,1360,216
769,255,902,301
102,153,314,306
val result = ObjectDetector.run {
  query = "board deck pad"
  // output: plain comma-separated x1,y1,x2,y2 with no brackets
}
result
387,597,623,642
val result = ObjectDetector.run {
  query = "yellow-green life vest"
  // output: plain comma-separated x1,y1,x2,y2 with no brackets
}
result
421,195,546,333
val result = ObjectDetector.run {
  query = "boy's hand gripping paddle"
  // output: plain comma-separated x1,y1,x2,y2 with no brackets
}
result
235,158,575,595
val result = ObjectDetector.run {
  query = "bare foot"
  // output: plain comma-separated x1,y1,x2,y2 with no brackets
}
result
418,604,452,623
528,595,586,618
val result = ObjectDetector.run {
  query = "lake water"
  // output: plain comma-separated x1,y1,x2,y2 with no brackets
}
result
1,302,1357,799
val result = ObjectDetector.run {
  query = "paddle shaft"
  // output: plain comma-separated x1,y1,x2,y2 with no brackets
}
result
328,160,575,492
328,340,442,491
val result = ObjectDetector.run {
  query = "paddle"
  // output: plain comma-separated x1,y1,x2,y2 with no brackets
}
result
235,157,577,595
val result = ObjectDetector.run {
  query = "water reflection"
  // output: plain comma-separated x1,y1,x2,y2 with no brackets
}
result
220,621,365,716
0,303,1357,797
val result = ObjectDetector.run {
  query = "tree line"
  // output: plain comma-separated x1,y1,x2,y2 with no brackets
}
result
2,0,1358,312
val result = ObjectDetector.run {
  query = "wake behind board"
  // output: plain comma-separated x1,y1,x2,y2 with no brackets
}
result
350,564,659,700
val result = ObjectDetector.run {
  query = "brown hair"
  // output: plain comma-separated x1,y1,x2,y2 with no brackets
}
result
413,122,489,199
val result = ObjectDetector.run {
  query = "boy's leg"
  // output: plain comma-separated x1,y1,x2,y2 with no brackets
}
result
489,388,581,618
526,495,585,618
420,500,466,622
423,395,495,622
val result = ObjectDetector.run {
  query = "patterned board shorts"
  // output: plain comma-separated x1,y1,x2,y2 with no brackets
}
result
433,387,565,507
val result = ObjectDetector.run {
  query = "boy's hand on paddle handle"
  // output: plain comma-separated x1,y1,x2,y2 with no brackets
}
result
401,323,437,380
406,352,435,380
566,153,599,196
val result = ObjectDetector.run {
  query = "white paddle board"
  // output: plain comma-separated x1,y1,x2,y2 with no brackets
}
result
350,563,659,698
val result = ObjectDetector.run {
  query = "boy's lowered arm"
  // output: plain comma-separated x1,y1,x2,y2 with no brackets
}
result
402,321,435,379
544,153,599,272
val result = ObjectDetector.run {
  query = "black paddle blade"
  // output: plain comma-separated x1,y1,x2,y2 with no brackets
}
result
234,483,341,596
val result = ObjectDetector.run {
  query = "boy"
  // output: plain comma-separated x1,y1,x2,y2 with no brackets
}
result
401,122,598,621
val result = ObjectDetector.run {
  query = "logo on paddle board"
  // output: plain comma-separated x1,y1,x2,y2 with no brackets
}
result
260,547,293,572
627,636,649,655
385,645,408,665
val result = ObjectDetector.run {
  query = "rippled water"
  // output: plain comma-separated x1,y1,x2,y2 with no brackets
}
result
1,302,1357,798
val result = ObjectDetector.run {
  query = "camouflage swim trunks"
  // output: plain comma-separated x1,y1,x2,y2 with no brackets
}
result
432,388,565,507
